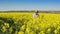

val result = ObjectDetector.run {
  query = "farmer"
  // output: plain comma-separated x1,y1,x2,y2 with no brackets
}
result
33,10,39,19
33,10,40,24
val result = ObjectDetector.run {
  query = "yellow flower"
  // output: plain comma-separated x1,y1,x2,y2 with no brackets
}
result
57,26,60,29
4,23,9,28
26,27,30,33
54,30,58,34
29,31,36,34
39,31,45,34
20,25,26,31
18,31,24,34
47,28,51,33
1,26,6,32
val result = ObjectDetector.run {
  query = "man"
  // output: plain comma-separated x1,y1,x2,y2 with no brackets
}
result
33,10,39,19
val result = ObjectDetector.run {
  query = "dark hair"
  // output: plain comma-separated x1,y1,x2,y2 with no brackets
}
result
35,10,39,13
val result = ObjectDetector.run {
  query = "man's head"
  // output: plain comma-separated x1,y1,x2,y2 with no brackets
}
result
35,10,39,13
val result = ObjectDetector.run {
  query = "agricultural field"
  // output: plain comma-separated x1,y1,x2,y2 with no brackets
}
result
0,12,60,34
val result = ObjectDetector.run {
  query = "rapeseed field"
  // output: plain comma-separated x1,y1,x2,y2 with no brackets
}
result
0,12,60,34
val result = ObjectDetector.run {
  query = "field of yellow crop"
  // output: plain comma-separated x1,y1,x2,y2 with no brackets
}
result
0,12,60,34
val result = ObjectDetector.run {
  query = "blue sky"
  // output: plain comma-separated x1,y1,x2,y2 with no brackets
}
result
0,0,60,11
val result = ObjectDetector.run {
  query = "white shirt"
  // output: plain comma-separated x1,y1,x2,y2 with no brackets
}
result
33,13,39,19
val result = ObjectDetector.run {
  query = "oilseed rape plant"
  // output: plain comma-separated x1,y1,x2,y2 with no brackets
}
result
0,12,60,34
